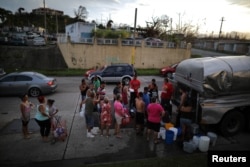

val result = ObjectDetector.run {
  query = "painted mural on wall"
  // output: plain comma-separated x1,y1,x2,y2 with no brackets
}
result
70,53,121,68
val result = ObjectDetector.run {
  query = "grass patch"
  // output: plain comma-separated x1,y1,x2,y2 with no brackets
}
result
5,68,160,76
5,68,87,76
136,68,159,76
35,69,86,76
191,54,202,58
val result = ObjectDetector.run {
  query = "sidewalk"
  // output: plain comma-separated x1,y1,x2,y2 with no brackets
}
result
1,75,248,167
0,92,188,167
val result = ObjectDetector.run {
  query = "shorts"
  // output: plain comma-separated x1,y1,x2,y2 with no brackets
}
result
85,114,94,128
115,113,123,125
136,112,144,125
147,121,161,132
180,118,192,127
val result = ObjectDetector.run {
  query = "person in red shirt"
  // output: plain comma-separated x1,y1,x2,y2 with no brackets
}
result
160,78,173,122
129,74,141,109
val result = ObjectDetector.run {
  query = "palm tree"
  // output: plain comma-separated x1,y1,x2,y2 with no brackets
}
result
74,5,88,21
106,20,113,29
17,7,25,15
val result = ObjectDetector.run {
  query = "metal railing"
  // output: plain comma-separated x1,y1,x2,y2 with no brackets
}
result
57,35,187,48
97,38,118,45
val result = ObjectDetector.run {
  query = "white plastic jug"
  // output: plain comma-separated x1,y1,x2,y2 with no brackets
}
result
158,127,166,140
207,132,217,147
192,135,200,150
199,136,210,152
169,127,178,141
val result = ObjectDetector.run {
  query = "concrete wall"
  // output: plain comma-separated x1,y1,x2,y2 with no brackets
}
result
0,40,191,70
0,45,67,70
58,39,191,69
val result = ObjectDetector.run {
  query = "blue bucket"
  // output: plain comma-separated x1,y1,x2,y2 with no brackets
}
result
165,130,174,144
177,127,182,136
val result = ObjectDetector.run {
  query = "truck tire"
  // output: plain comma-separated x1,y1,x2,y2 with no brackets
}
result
219,111,245,137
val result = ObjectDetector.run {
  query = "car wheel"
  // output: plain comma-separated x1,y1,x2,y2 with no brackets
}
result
219,111,245,137
122,77,131,85
29,87,41,97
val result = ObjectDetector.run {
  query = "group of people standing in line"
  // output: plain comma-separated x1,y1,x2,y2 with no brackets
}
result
79,75,191,144
19,75,194,144
20,94,58,142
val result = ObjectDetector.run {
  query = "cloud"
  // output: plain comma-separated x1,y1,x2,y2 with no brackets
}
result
226,0,250,8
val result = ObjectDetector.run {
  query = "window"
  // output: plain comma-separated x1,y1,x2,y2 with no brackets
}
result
1,76,16,82
116,66,125,72
15,75,32,81
105,66,116,73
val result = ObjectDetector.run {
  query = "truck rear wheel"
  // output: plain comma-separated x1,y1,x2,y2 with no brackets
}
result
219,111,245,137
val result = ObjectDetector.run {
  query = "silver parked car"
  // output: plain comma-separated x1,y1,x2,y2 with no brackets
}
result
33,37,46,46
0,72,57,97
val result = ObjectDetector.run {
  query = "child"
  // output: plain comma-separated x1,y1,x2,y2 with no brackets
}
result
100,97,112,137
47,99,59,131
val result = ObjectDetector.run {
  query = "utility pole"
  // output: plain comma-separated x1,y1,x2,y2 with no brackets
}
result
56,13,58,35
177,13,181,33
170,18,172,35
218,17,225,39
133,8,137,39
43,0,46,35
132,8,137,65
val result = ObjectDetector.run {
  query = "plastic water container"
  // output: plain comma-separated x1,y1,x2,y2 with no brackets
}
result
207,132,217,147
192,135,200,150
158,127,166,140
165,130,174,144
177,127,182,136
169,127,178,141
190,123,199,134
198,136,210,152
183,141,196,153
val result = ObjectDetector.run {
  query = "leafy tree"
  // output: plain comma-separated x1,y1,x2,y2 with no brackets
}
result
97,23,105,29
0,8,12,25
94,29,129,38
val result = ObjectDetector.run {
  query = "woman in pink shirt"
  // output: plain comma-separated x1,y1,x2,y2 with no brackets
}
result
20,94,34,139
147,97,165,144
114,94,125,138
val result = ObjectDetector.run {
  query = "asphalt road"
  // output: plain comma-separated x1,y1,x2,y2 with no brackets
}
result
0,76,164,130
0,75,249,146
191,48,232,57
0,75,250,167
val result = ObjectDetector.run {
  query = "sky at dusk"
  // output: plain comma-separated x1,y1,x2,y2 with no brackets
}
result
1,0,250,35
